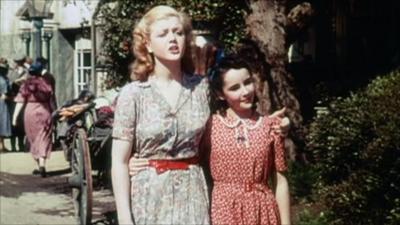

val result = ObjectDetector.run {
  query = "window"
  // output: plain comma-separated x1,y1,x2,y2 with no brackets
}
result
74,37,91,97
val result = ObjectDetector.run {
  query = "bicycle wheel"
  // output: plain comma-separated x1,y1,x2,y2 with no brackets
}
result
70,128,93,225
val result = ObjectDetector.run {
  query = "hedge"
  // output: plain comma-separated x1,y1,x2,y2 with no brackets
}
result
306,70,400,225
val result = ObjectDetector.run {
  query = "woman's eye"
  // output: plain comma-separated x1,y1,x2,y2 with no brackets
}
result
244,78,254,85
228,84,240,91
158,32,167,37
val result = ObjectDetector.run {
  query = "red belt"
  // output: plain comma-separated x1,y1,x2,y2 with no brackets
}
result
148,156,200,174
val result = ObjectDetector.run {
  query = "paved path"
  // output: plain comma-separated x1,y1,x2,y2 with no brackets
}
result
0,150,116,225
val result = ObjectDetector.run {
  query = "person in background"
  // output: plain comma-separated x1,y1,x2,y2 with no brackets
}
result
10,55,30,86
7,54,30,152
111,5,210,225
0,58,12,152
36,57,58,147
12,61,55,177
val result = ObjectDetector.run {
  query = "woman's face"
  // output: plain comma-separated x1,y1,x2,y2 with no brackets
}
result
147,16,186,62
219,68,255,115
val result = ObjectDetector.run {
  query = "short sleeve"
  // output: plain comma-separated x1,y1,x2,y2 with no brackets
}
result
112,83,139,142
15,78,53,102
269,118,287,172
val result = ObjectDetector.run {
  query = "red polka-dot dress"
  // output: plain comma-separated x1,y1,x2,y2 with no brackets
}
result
206,113,287,225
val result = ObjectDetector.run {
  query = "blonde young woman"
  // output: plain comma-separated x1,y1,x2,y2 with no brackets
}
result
111,5,210,225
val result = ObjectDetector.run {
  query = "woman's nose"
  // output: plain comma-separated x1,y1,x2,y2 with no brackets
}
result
241,86,250,95
168,32,177,42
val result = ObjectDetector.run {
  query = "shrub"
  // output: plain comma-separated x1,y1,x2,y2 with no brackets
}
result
295,208,332,225
287,161,319,203
306,70,400,225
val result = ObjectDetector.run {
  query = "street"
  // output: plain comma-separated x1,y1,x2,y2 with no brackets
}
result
0,149,116,225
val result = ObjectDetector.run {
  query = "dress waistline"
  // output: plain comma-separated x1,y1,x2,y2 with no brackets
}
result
214,180,270,193
148,156,200,174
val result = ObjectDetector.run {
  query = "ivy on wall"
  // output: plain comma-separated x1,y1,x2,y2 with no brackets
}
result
96,0,247,87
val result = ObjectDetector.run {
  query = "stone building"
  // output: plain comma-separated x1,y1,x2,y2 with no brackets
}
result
0,0,105,106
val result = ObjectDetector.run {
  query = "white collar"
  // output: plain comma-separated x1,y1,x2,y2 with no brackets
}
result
216,113,262,129
216,113,263,148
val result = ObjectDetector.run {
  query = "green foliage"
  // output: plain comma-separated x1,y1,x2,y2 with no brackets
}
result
295,209,332,225
96,0,246,87
306,70,400,225
287,161,319,203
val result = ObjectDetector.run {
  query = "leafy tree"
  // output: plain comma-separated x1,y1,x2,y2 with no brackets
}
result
244,0,314,143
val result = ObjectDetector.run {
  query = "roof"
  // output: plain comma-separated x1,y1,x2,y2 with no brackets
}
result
15,0,54,21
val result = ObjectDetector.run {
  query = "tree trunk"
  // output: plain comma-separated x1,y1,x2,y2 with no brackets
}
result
246,0,304,143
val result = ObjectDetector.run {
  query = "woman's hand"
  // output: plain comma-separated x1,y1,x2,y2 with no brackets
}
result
128,154,149,176
12,117,17,127
269,107,290,137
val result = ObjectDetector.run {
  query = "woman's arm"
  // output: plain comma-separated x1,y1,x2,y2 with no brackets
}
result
111,139,134,225
14,73,28,85
275,171,291,225
12,102,23,126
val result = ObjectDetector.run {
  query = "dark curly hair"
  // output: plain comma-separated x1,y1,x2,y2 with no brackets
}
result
208,55,258,114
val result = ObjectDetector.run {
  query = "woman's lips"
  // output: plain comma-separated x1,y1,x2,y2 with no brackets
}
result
168,45,180,53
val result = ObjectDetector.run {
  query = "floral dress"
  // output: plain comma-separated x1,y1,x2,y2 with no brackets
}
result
112,74,210,225
207,113,287,225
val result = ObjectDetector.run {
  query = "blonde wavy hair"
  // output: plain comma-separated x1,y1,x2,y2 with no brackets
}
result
131,5,194,81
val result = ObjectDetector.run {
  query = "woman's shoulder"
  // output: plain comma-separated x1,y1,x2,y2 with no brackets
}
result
119,80,150,95
209,113,219,122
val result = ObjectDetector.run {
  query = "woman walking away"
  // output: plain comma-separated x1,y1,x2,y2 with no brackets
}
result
12,62,55,177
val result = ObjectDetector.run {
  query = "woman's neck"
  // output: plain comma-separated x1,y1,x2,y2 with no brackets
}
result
226,107,254,120
153,58,182,82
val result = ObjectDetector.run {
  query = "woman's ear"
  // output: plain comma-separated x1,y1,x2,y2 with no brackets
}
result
145,39,153,53
216,91,225,101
